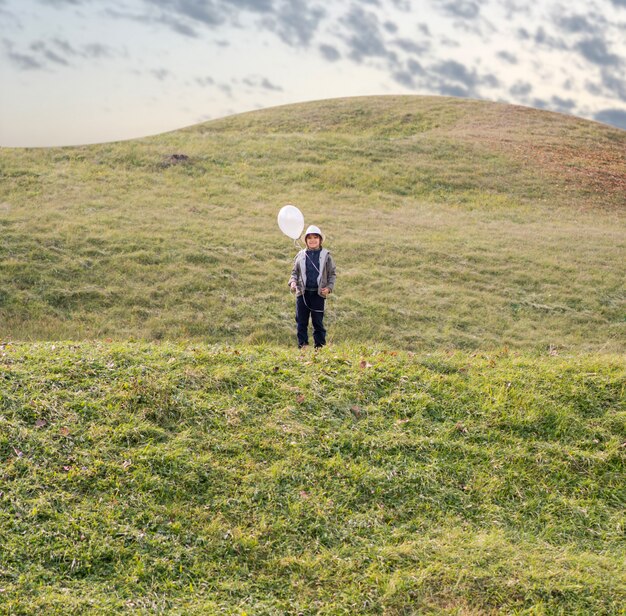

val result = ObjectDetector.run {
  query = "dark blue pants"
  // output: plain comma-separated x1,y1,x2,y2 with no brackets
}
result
296,291,326,347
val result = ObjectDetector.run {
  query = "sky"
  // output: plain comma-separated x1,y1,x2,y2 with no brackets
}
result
1,0,625,147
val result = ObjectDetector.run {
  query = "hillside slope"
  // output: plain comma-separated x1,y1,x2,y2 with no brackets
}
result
0,96,624,349
1,342,624,613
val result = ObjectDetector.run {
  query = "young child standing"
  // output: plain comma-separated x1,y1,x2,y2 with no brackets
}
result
288,225,336,349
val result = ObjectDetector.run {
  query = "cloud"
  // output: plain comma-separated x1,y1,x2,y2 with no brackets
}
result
516,25,567,50
198,74,283,99
340,6,396,63
157,14,200,37
383,20,398,33
143,0,227,27
497,50,517,64
594,108,626,129
438,83,471,97
440,1,481,19
438,0,500,39
555,14,598,34
550,95,576,112
392,71,413,88
576,37,621,66
261,0,325,47
260,77,282,91
392,38,430,55
30,40,70,65
37,0,83,5
3,40,44,70
3,35,118,71
531,98,549,110
50,38,115,59
105,1,258,39
51,38,78,57
394,55,500,99
83,43,115,58
417,23,431,37
500,0,531,19
510,81,532,97
392,56,424,87
151,68,170,80
15,0,626,137
232,0,275,9
431,59,499,95
219,82,233,97
195,76,215,87
148,0,204,24
319,43,340,61
104,6,201,37
109,0,329,48
242,75,283,91
407,58,422,73
531,26,567,50
600,68,626,100
436,59,479,87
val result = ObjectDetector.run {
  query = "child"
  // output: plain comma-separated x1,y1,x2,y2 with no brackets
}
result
288,225,336,349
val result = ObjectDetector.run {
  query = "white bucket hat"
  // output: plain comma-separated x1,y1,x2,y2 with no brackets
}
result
304,224,324,242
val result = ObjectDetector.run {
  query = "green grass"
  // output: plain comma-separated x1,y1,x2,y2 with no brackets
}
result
1,96,624,350
1,342,624,614
0,96,624,613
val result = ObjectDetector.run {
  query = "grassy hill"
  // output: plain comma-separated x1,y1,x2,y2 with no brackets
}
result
1,96,624,350
1,97,625,613
1,342,624,613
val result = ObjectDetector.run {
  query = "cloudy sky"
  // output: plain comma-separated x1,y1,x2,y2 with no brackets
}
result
1,0,625,147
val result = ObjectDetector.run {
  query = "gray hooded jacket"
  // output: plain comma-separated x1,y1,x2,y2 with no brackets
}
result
288,248,336,298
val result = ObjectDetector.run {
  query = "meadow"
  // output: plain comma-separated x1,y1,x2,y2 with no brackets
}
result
0,96,625,613
1,96,624,351
1,342,624,614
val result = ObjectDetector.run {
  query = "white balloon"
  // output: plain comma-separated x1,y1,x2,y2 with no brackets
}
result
277,205,304,240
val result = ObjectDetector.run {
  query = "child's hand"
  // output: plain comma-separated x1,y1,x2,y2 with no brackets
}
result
321,287,330,297
290,282,297,292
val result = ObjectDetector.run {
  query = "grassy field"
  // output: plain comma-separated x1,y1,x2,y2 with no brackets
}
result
1,96,624,351
1,342,624,614
1,96,625,613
